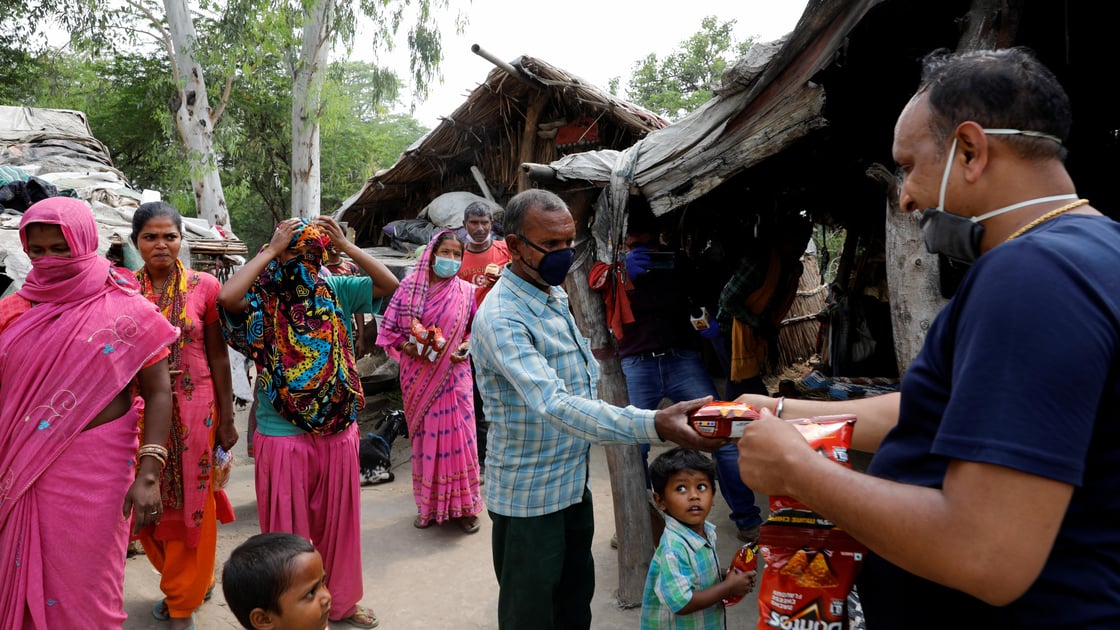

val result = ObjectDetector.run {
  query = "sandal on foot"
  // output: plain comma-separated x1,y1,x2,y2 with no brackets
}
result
413,515,432,529
152,599,170,621
341,604,379,628
458,515,481,534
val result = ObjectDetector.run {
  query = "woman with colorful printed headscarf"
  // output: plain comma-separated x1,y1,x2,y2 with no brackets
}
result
218,216,397,629
131,202,239,630
0,197,177,630
377,230,484,533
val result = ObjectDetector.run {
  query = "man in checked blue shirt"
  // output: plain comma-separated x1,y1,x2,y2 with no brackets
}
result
471,189,730,629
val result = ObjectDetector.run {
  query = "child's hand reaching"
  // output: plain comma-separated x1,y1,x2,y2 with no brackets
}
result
724,567,757,601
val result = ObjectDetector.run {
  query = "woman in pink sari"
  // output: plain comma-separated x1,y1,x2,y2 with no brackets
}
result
0,197,177,630
378,230,484,533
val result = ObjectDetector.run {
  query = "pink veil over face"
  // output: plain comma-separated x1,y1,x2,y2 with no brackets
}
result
17,197,114,305
18,196,99,255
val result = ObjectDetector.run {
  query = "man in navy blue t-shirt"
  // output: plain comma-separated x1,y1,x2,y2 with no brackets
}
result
735,48,1120,628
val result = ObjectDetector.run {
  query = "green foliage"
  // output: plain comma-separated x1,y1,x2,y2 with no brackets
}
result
220,54,428,252
1,51,194,207
0,42,426,253
1,0,441,246
0,46,41,104
624,16,753,121
813,225,846,285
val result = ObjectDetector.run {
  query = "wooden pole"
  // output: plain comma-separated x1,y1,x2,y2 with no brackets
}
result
518,93,547,193
563,190,653,607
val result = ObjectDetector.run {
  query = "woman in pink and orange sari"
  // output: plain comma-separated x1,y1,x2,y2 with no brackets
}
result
377,230,484,533
131,202,238,630
0,197,177,630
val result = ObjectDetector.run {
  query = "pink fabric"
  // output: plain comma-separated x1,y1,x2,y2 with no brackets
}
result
134,269,234,548
0,403,141,629
377,231,482,525
254,424,364,621
0,197,178,630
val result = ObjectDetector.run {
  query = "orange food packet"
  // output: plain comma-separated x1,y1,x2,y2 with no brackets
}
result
723,541,758,607
688,401,761,438
409,319,429,344
757,525,865,630
767,415,856,528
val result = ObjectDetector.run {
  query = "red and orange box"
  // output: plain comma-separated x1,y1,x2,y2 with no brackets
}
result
688,401,762,438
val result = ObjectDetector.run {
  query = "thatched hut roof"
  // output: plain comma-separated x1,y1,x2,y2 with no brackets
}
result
526,0,1120,235
336,50,668,244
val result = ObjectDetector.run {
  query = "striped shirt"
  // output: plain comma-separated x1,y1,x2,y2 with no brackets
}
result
471,268,660,517
641,517,725,630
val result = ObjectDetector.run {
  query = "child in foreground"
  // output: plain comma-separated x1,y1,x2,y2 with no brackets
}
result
223,532,334,630
640,447,756,629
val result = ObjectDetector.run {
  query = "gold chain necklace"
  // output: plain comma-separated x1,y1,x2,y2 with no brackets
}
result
1004,198,1089,242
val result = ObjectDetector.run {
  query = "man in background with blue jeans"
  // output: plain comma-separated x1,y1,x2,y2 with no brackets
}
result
613,207,762,544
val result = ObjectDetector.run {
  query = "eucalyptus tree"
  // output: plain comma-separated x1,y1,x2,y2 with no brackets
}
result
4,0,456,227
221,54,428,253
281,0,454,218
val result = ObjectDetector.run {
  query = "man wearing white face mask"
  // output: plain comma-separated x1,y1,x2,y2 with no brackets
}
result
471,189,730,629
735,47,1120,628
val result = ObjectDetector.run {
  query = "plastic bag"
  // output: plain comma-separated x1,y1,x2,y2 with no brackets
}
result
213,446,233,488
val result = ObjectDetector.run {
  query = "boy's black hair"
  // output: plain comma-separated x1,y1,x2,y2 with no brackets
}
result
648,446,717,496
222,532,318,629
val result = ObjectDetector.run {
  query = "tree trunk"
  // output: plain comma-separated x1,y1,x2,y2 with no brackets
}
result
290,0,334,218
959,0,1022,50
518,93,548,193
163,0,230,230
879,0,1023,374
882,196,945,373
564,190,653,607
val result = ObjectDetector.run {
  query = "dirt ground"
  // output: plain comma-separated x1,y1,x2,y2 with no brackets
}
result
121,402,767,629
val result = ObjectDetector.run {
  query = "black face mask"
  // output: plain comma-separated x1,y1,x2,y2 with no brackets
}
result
919,209,983,266
517,234,575,286
919,135,1077,267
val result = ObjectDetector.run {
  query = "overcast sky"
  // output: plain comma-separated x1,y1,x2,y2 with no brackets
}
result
379,1,810,127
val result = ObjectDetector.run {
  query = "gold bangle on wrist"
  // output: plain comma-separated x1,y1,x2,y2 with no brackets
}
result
137,443,170,469
139,451,167,469
138,443,169,458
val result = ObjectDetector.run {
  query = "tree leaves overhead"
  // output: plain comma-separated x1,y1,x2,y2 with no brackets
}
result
1,41,427,252
622,16,753,121
2,0,447,238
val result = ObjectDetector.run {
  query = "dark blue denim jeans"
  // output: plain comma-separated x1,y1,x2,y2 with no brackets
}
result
620,349,763,531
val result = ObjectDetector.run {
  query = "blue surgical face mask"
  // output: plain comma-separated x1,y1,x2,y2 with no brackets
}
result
516,234,575,286
432,256,462,279
919,128,1073,265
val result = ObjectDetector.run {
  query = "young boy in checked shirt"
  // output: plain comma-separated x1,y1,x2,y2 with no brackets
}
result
641,447,755,629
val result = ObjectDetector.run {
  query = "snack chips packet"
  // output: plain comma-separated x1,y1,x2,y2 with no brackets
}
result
409,319,429,346
723,541,758,607
688,401,761,438
757,525,865,630
408,318,448,362
767,415,856,528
